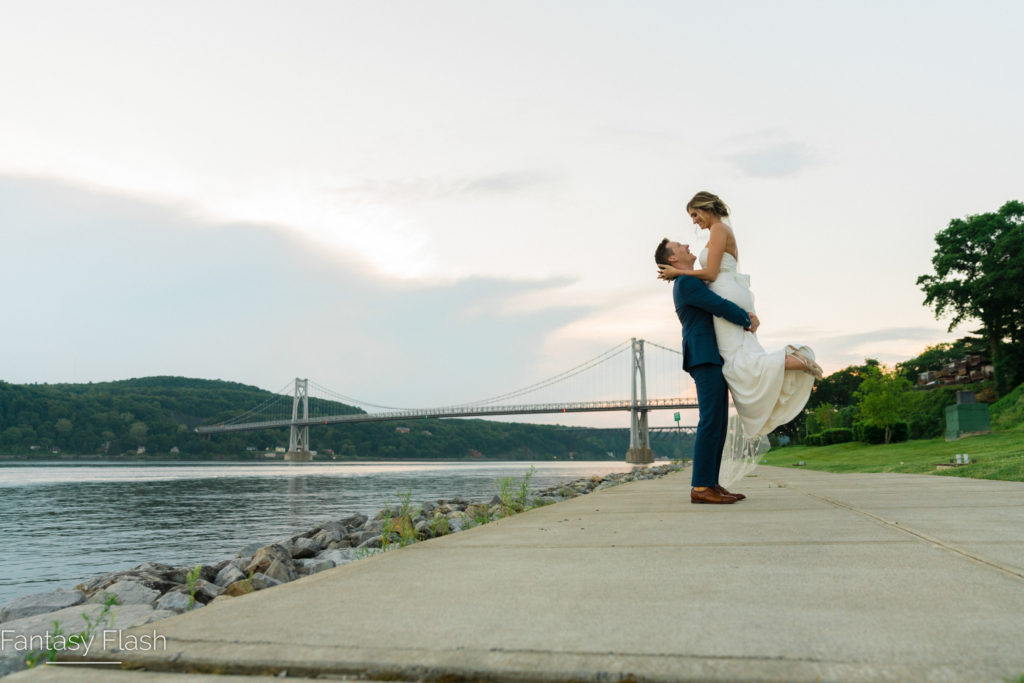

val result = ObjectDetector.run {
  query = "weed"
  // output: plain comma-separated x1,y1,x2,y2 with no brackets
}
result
427,512,450,537
497,466,537,516
471,507,492,526
25,594,118,668
354,547,381,560
185,564,202,610
517,466,536,511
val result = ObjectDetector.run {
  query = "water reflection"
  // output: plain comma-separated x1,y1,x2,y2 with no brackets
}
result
0,461,635,606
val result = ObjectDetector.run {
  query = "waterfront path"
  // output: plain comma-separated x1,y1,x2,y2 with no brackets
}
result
11,465,1024,682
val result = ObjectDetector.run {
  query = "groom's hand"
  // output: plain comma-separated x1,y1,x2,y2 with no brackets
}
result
745,313,760,334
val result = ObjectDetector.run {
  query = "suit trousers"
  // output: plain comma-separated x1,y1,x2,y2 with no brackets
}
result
689,363,730,488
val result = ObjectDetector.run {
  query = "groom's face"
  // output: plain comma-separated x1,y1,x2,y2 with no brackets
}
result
668,241,696,268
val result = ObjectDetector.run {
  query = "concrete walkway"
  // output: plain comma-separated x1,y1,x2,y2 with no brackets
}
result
10,465,1024,682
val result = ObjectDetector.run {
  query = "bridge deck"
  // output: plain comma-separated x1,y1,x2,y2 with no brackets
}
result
197,398,699,434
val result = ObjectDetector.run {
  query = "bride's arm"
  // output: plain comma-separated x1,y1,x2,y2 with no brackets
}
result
656,225,726,281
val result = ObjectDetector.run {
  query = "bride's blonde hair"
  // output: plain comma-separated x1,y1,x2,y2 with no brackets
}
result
686,191,729,217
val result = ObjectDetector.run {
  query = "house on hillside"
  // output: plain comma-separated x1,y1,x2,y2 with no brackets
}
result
917,355,994,388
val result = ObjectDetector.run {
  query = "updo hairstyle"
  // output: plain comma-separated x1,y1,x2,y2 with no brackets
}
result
686,191,729,218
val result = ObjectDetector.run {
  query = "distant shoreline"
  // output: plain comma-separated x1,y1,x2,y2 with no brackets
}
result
0,455,632,464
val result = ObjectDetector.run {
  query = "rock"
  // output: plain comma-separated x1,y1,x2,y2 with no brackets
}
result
0,589,85,623
326,539,353,549
222,580,254,597
262,559,296,584
76,564,185,597
448,517,465,533
245,543,292,576
235,542,264,559
356,534,382,549
348,529,380,546
193,579,224,603
363,519,383,534
214,563,246,588
297,558,333,575
210,594,233,603
318,548,358,567
489,495,501,505
0,652,25,677
250,573,283,590
311,528,341,547
420,501,435,514
338,513,368,529
197,564,219,583
87,580,159,607
291,536,321,559
464,503,489,520
155,588,201,613
317,521,348,537
132,562,188,585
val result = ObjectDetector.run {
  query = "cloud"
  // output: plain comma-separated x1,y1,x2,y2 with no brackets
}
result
728,142,810,178
720,128,813,178
815,326,949,349
332,171,559,204
0,174,596,408
761,325,960,371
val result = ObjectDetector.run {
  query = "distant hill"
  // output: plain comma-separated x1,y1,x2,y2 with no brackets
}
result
0,376,661,460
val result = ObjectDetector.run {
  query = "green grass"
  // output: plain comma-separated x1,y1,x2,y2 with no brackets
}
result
761,428,1024,482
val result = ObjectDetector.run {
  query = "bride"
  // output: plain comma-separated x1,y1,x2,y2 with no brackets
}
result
658,191,820,474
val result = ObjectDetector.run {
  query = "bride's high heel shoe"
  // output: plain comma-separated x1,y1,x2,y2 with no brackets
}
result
787,345,824,380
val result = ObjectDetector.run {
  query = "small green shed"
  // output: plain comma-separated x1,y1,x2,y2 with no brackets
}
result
944,391,991,441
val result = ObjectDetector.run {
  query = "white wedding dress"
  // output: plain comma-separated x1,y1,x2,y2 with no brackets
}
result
699,247,816,485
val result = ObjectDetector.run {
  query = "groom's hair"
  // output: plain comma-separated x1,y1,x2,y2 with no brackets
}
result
654,238,673,266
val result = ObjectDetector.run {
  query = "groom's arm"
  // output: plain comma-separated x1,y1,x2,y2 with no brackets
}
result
674,277,752,329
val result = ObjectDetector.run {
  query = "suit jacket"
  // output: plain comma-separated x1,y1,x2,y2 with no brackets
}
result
673,275,751,372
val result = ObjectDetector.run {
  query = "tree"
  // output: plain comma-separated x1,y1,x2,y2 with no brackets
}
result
854,366,912,444
812,403,837,431
917,200,1024,393
809,359,880,409
129,421,148,447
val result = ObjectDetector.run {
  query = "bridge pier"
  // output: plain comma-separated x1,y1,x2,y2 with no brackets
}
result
288,378,313,461
625,338,654,464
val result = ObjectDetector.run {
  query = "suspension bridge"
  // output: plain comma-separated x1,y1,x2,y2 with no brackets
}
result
196,338,696,463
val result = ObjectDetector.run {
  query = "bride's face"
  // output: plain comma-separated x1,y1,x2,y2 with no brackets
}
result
689,207,714,230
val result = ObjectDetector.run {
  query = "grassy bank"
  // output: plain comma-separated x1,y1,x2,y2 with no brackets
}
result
761,428,1024,482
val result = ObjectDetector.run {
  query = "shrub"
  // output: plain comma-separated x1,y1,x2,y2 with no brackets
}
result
854,423,886,444
891,421,909,443
821,428,853,445
854,422,908,444
804,433,824,447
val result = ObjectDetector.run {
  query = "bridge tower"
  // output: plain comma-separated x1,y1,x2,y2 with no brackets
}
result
625,338,654,464
286,378,313,462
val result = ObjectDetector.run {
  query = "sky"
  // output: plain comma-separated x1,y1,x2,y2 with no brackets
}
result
2,1,1022,428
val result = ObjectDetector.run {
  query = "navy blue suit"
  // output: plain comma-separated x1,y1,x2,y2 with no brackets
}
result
672,276,751,488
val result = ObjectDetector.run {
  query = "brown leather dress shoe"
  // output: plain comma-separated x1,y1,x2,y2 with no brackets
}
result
691,487,737,504
715,485,745,500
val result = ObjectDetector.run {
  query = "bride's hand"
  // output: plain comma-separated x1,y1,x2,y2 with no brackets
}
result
657,264,683,281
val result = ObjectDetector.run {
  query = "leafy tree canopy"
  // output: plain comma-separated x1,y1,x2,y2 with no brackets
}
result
917,200,1024,392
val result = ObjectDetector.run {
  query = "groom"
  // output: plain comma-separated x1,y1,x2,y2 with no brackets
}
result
654,239,759,504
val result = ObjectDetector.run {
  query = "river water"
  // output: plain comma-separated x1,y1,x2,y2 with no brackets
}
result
0,460,636,608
